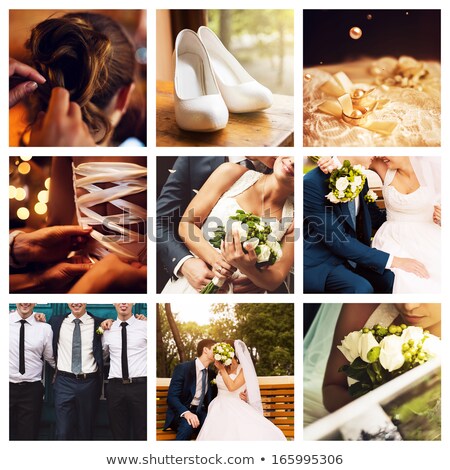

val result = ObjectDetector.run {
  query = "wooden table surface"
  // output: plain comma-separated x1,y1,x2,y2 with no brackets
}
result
156,80,294,147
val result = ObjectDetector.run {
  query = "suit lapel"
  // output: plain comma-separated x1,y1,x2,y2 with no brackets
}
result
339,201,355,232
188,361,197,399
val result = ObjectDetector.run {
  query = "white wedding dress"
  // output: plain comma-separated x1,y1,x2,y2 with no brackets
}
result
197,366,286,441
162,170,294,293
72,161,147,264
303,304,399,426
371,168,441,293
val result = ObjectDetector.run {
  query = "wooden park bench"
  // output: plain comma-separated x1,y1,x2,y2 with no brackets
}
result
156,376,294,440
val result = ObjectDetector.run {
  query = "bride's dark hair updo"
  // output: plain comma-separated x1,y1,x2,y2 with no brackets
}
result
26,12,136,143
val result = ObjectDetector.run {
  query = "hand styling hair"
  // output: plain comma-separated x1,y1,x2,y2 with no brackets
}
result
25,12,136,144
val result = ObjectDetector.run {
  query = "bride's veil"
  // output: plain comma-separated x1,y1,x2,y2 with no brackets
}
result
410,156,441,203
234,340,264,414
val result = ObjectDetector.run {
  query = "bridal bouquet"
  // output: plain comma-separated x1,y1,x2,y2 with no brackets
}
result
338,324,441,398
213,342,235,366
309,157,366,203
201,210,282,294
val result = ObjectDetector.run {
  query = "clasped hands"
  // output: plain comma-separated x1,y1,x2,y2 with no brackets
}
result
212,229,258,281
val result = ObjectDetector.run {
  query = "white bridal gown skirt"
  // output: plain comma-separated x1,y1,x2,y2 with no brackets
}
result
197,395,286,441
372,220,441,293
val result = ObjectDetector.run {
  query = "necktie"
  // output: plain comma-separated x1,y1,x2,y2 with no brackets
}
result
121,322,129,380
348,199,357,230
197,368,207,412
19,320,26,375
71,318,82,374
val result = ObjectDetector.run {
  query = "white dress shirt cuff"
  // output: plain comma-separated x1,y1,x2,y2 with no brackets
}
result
174,255,194,278
386,254,394,270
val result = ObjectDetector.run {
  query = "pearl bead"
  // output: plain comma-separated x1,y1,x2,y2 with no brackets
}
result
304,73,312,82
351,109,364,118
352,89,365,99
349,27,363,40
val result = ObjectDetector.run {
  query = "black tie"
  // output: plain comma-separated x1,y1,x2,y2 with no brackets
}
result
19,320,27,375
120,322,129,380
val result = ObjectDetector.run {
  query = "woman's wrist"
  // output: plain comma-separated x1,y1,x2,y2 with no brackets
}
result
9,231,30,267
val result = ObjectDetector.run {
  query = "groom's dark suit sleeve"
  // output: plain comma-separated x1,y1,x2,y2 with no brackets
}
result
157,157,226,284
167,363,190,417
157,157,193,278
304,171,389,273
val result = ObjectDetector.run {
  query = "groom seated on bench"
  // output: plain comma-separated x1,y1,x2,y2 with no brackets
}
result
164,338,247,440
303,156,427,294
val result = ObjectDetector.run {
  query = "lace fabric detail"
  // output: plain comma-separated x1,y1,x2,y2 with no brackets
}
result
73,161,147,263
303,60,440,147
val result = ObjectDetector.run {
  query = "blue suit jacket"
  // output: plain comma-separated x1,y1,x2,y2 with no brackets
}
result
156,157,226,287
164,360,217,430
49,312,104,378
303,167,389,292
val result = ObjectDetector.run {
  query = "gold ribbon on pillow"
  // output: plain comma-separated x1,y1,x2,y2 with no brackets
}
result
318,72,397,135
318,93,397,135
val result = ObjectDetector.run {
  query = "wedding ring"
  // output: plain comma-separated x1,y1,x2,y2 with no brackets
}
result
342,105,369,126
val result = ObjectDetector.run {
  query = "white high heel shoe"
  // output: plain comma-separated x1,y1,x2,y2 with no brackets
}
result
198,26,273,113
173,29,228,132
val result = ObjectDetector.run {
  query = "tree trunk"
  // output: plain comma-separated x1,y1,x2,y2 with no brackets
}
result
165,303,186,362
156,304,167,377
219,10,232,49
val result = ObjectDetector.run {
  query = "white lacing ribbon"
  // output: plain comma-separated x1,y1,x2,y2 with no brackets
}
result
73,162,147,263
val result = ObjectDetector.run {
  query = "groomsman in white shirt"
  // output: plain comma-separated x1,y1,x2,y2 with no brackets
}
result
9,303,55,440
103,303,147,440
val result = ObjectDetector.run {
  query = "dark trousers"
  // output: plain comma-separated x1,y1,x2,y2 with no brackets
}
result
324,264,394,294
173,405,207,441
9,381,44,440
106,380,147,440
53,374,100,440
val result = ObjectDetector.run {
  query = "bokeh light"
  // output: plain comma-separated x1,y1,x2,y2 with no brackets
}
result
37,190,49,203
15,188,27,201
34,202,48,215
17,207,30,220
18,162,31,175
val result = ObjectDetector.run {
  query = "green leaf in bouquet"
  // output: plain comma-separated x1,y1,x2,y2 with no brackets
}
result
348,381,374,398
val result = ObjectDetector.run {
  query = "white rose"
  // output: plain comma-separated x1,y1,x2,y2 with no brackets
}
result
335,177,350,191
379,335,405,372
358,332,380,363
353,176,362,187
338,191,345,199
350,183,358,193
326,192,340,204
224,359,232,366
256,244,271,263
217,346,223,353
352,164,363,172
266,240,283,261
422,335,441,357
255,223,266,232
366,189,378,200
400,326,424,346
231,221,248,241
230,351,235,358
337,330,362,362
221,355,227,362
243,237,259,250
214,354,222,361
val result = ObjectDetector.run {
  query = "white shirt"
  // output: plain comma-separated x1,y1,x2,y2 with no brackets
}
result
57,312,97,374
102,315,147,379
191,358,209,406
9,311,55,383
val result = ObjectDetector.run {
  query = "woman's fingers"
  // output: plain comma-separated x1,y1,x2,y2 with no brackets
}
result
9,58,46,83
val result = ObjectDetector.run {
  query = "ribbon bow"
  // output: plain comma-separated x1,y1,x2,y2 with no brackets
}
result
317,72,397,136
